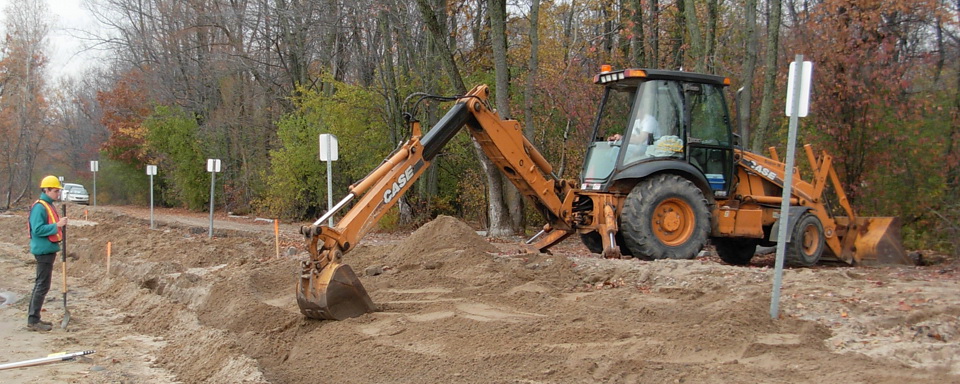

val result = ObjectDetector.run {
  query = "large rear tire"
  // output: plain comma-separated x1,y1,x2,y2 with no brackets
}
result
713,237,758,265
785,213,825,267
620,174,710,260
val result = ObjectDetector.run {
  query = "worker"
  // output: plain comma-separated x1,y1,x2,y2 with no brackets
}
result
607,113,656,145
607,113,655,159
26,176,68,332
630,112,659,147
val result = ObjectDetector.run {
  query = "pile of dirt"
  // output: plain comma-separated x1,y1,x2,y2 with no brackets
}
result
393,215,498,255
362,215,498,273
1,209,958,383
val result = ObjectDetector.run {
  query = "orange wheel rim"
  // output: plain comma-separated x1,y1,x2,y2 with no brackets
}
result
802,223,821,255
652,198,694,246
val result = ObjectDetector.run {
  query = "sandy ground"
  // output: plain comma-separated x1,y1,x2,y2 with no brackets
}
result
1,205,958,383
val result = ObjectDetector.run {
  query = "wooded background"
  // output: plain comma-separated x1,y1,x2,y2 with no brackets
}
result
1,0,958,254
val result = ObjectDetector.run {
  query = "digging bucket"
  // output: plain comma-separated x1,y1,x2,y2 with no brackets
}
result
297,261,376,320
837,216,913,265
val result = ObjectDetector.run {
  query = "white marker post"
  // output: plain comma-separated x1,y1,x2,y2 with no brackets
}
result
89,160,99,206
146,165,158,229
206,159,222,238
771,55,813,319
57,176,65,202
319,134,339,227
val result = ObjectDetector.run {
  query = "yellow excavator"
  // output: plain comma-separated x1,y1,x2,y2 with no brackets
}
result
297,67,911,320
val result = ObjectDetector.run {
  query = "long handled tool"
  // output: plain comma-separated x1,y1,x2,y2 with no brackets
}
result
60,205,70,329
0,350,94,370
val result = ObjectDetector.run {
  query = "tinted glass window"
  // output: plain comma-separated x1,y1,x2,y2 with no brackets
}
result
622,80,685,164
595,88,634,140
688,84,730,145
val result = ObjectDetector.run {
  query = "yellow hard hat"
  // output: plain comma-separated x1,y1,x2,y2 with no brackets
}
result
40,175,62,189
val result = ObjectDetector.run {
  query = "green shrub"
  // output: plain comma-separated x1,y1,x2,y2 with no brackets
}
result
144,106,208,210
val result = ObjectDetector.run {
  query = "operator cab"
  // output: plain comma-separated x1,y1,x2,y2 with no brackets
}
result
581,68,736,198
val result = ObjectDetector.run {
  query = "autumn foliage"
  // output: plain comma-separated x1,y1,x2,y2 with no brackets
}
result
779,0,958,249
97,70,152,165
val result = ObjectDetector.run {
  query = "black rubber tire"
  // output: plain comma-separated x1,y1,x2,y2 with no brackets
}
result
580,232,604,254
620,174,711,260
580,231,633,256
713,237,758,265
785,213,825,267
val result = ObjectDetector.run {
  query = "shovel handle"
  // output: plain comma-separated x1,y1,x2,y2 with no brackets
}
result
60,205,67,293
61,205,67,262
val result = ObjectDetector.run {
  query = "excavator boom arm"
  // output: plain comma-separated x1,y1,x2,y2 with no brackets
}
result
456,86,572,231
297,85,574,320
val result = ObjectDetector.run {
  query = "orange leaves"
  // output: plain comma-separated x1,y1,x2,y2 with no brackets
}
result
785,0,945,217
97,70,152,164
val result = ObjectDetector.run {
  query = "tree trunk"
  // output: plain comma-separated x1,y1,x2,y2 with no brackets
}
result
524,0,541,140
618,0,630,60
13,172,31,205
416,0,466,93
471,1,486,51
378,9,414,224
752,0,782,152
488,0,518,236
738,0,759,141
934,14,945,84
673,0,686,69
601,3,614,58
1,0,49,209
379,10,401,146
629,0,645,66
417,0,511,236
705,0,719,72
682,0,704,71
651,0,660,67
520,0,541,234
562,3,577,64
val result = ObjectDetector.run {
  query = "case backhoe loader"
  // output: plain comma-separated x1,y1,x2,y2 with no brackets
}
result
297,67,911,320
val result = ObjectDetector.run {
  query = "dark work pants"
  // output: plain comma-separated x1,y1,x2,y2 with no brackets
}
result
27,253,56,324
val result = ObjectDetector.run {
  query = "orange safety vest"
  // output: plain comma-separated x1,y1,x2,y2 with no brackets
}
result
29,199,63,243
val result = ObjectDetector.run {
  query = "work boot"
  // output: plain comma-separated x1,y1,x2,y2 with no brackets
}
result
27,322,53,332
39,320,52,327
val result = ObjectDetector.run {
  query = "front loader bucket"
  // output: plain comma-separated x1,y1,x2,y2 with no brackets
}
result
297,261,376,320
846,217,913,266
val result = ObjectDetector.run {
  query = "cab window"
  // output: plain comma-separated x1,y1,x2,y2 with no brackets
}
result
688,84,730,145
622,80,685,165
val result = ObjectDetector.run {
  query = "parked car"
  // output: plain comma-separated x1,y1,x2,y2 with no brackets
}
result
61,183,90,205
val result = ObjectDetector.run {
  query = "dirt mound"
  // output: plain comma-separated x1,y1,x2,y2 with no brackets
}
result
396,215,497,255
372,214,497,269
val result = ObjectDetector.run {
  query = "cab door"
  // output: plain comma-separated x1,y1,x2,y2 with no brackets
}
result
684,83,735,198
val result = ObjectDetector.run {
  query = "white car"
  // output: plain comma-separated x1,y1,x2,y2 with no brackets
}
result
61,183,90,205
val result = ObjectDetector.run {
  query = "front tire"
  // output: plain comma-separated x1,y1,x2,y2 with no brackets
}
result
713,237,758,265
620,174,710,260
580,231,633,256
580,232,604,254
785,213,825,267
